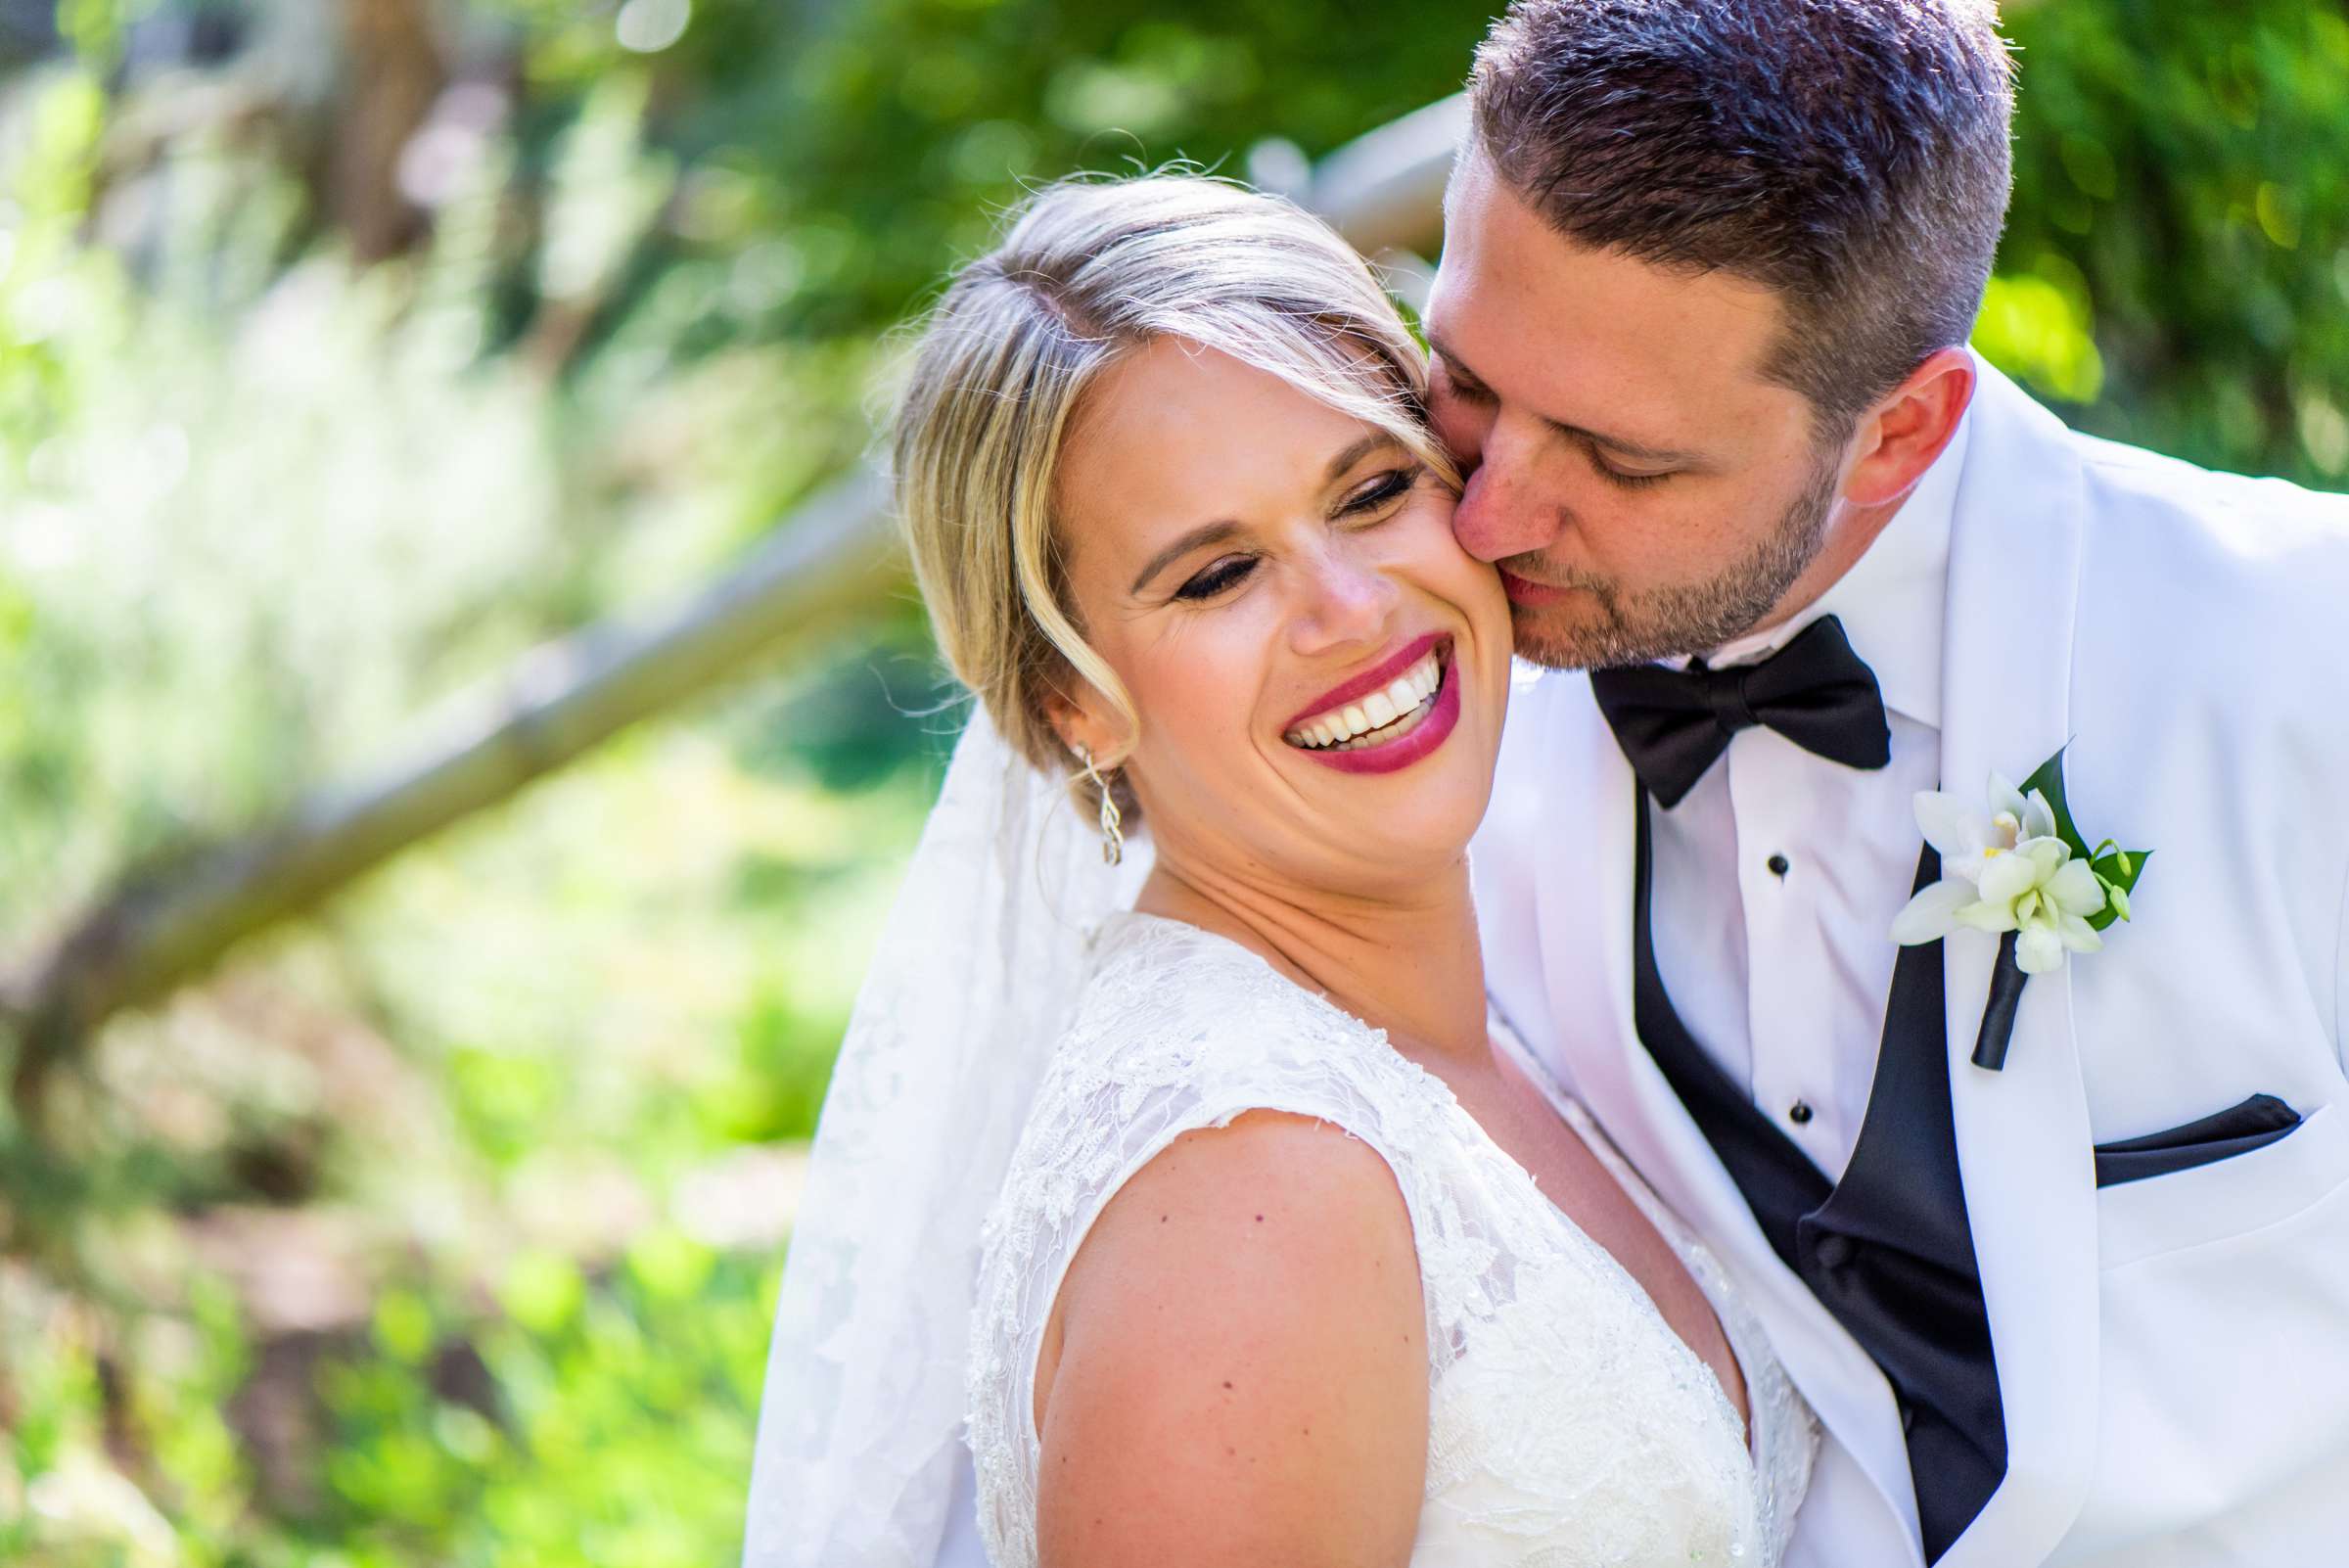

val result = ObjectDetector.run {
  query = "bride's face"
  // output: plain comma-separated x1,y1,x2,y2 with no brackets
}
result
1050,336,1511,898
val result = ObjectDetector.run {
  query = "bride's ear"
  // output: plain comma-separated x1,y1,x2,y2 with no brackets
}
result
1042,679,1128,772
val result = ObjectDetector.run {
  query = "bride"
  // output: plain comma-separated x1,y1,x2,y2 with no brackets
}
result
746,174,1814,1567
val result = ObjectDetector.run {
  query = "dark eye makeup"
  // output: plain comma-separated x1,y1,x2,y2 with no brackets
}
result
1173,556,1259,601
1169,463,1425,603
1338,465,1422,516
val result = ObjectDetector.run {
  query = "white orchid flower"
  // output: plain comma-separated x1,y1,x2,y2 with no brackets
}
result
1892,771,2109,974
1914,771,2056,883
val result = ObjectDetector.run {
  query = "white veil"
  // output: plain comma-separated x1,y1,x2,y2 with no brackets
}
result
743,708,1150,1567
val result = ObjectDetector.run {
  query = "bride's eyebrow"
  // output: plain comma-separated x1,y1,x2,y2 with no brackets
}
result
1126,434,1407,596
1322,430,1402,481
1129,521,1244,595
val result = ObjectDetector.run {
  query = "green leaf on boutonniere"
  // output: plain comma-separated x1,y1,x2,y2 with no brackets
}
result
2020,745,2149,933
2018,747,2087,857
2086,846,2149,931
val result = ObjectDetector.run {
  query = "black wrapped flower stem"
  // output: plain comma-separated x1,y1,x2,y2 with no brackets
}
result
1970,931,2029,1071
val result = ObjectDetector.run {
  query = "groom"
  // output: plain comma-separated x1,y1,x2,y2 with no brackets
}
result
1443,4,2349,1567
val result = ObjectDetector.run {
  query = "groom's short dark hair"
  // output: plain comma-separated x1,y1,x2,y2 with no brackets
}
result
1467,0,2014,437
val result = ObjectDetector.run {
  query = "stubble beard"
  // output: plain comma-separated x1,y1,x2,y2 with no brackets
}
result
1505,443,1845,672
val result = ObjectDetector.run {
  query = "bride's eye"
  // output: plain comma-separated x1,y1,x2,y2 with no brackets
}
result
1174,555,1258,601
1338,464,1425,520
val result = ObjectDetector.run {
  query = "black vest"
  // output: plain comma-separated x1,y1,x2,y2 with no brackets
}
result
1632,789,2006,1562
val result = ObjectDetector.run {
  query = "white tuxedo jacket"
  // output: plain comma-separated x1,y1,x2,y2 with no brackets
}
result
1471,362,2349,1568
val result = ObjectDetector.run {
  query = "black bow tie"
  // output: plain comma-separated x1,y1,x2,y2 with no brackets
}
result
1589,616,1892,808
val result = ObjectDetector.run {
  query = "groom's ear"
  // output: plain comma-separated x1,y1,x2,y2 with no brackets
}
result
1839,346,1976,509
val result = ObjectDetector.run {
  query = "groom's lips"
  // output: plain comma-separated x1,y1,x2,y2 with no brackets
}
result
1498,568,1574,607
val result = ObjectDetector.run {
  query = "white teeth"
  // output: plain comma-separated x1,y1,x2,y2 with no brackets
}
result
1285,647,1447,750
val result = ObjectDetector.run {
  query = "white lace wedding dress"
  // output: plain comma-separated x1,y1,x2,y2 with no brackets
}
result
966,912,1816,1567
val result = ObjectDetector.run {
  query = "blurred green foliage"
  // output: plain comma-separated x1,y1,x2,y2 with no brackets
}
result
1992,0,2349,482
474,0,1492,332
0,1,2341,1563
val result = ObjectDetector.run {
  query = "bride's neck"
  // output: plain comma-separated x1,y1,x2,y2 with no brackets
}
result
1133,853,1489,1062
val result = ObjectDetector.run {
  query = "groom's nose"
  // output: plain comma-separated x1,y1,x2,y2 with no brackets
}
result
1451,424,1564,564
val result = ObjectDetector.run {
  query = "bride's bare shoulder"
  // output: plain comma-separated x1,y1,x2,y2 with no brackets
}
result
1035,1109,1426,1568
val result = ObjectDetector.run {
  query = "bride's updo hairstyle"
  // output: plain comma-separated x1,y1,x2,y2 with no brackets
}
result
891,174,1451,813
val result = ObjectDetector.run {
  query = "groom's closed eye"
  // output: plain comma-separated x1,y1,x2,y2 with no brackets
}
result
1538,420,1695,486
1429,337,1700,485
1433,355,1495,406
1586,447,1679,489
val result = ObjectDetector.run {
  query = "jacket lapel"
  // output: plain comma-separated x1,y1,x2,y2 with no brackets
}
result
1932,362,2100,1568
1529,679,1925,1554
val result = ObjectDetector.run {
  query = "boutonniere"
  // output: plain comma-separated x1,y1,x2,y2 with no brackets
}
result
1890,748,2151,1071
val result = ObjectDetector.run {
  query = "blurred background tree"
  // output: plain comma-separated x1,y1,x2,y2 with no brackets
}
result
0,1,2340,1562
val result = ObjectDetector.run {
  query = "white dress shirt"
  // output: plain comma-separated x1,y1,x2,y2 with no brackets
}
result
1648,415,1970,1180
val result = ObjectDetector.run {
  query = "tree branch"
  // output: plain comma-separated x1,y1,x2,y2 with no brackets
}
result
4,94,1468,1086
8,469,894,1108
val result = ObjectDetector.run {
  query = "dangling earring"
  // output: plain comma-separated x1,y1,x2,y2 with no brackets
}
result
1076,744,1125,866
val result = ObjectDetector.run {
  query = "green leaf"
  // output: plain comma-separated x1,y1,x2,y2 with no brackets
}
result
2018,746,2095,860
2086,848,2152,932
2023,746,2149,932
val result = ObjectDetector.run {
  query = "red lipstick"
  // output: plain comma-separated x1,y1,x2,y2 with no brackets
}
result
1304,661,1461,775
1282,632,1449,733
1282,632,1462,777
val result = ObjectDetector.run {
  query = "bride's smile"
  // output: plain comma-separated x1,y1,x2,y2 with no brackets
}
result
1043,332,1511,894
1280,631,1457,771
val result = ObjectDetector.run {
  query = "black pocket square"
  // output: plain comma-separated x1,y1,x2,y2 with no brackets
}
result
2093,1093,2303,1189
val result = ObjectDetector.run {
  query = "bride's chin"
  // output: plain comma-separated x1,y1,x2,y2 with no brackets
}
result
1314,790,1486,875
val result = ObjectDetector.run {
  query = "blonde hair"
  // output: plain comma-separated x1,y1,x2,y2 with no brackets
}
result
890,173,1452,815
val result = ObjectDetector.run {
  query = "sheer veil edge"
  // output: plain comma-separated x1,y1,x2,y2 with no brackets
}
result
743,710,1150,1566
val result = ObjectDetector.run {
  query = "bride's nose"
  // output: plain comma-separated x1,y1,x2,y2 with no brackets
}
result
1286,544,1399,658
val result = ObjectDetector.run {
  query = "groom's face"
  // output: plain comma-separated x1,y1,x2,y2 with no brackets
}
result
1423,147,1849,670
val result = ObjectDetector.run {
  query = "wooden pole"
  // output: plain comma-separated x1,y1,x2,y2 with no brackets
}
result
7,469,894,1104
